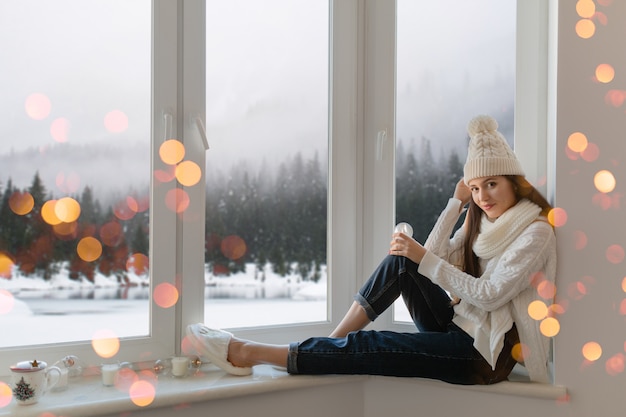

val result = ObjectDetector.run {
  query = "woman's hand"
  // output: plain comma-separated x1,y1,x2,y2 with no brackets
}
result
453,178,471,209
389,233,426,264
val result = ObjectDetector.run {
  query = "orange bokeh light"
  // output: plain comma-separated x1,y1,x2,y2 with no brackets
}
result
159,139,185,165
582,341,602,361
622,276,626,292
581,142,600,162
50,117,71,143
567,132,588,153
129,380,156,407
606,244,625,264
104,109,129,133
127,253,149,275
9,191,34,215
540,317,560,337
576,0,596,18
0,253,14,278
511,343,530,363
594,170,616,193
619,299,626,315
574,230,588,250
537,280,557,299
605,89,626,107
77,237,103,262
92,329,120,358
100,221,124,247
55,197,81,223
0,382,12,408
221,235,247,260
547,207,568,227
528,300,548,320
165,188,190,213
25,93,51,120
41,200,62,225
575,18,595,38
153,282,179,308
176,160,202,186
596,64,615,83
53,221,78,239
606,353,625,376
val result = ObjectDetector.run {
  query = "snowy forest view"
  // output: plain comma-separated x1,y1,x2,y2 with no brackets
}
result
0,138,463,291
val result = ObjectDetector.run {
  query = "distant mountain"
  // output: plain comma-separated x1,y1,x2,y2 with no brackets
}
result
0,141,150,203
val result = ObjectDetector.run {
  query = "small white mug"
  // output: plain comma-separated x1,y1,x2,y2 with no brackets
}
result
10,360,61,406
171,357,189,377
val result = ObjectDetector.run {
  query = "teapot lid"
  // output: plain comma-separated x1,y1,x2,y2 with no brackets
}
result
10,359,47,373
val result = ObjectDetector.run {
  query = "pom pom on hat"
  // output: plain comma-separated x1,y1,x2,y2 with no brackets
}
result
463,115,524,184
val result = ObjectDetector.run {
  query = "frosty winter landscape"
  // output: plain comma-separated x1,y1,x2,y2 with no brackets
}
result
0,263,329,348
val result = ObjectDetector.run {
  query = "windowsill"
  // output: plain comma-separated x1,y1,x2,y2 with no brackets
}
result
0,364,567,417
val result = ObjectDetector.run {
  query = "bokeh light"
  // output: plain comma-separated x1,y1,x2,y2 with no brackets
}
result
153,282,179,308
575,18,595,38
104,109,129,133
567,132,588,153
154,166,176,183
25,93,51,120
159,139,185,165
100,221,124,247
113,198,137,221
175,160,202,186
50,117,71,143
537,280,557,299
8,191,34,216
55,171,81,193
0,253,14,278
115,367,139,392
511,343,530,363
606,244,625,264
606,353,625,376
55,197,81,223
547,207,568,227
0,290,15,314
127,253,149,275
595,64,615,83
53,221,78,239
622,276,626,292
580,142,600,162
129,380,156,407
77,237,103,262
574,230,588,250
528,300,549,320
568,281,588,300
165,188,190,213
594,170,616,193
582,341,602,361
92,329,120,358
0,382,12,408
41,200,62,225
540,317,560,337
576,0,596,18
221,235,247,260
619,299,626,315
604,89,626,107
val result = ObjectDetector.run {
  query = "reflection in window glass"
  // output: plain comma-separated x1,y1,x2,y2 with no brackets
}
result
394,0,515,321
204,0,329,328
0,0,151,346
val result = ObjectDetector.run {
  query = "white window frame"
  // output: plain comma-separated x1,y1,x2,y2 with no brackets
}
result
1,0,552,371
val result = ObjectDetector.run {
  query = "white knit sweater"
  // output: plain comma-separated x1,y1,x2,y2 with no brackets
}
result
417,198,556,383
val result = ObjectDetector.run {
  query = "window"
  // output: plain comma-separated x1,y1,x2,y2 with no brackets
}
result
203,0,330,329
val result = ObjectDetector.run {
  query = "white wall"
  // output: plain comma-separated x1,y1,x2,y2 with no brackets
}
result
103,1,626,416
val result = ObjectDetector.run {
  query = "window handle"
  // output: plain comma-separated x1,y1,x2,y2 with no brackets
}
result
195,116,210,150
163,111,173,142
376,129,387,161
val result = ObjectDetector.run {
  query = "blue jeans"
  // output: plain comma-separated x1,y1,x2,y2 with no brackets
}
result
287,255,518,385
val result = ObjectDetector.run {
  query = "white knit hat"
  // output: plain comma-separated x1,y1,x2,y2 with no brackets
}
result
463,115,524,184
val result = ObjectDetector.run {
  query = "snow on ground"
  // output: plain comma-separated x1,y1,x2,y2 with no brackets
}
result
0,263,328,348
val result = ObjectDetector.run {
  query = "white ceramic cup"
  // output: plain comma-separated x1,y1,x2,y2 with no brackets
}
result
10,360,61,406
101,363,120,386
171,357,189,377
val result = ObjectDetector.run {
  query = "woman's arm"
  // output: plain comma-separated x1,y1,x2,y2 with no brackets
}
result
417,221,555,311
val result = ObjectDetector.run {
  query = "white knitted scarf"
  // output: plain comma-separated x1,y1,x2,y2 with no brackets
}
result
473,199,542,260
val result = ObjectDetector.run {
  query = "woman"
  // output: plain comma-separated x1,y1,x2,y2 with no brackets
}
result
187,115,557,385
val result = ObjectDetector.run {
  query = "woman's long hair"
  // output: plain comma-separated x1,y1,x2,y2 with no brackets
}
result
462,175,553,277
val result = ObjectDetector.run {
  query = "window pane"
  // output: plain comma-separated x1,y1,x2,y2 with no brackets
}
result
204,0,329,328
394,0,515,321
0,0,151,346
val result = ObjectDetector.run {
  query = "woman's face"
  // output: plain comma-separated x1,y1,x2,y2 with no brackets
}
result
468,176,518,221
